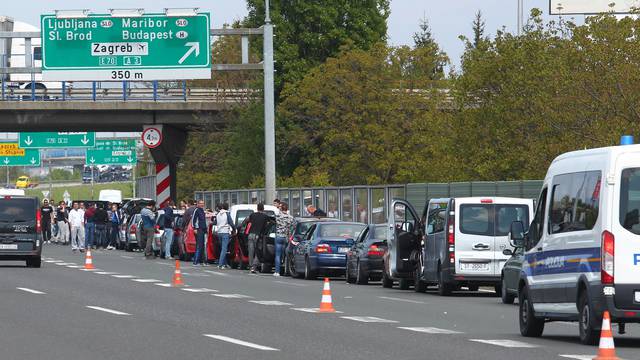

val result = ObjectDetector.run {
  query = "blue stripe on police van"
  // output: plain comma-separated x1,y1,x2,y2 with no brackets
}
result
524,247,600,276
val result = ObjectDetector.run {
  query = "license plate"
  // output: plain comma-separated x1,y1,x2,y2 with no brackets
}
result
635,291,640,303
460,262,490,271
338,247,350,253
0,244,18,250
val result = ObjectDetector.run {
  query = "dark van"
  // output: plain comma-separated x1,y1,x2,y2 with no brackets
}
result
0,196,41,267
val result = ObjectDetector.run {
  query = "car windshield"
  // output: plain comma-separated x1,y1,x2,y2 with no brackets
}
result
319,224,365,239
460,204,529,236
0,199,35,222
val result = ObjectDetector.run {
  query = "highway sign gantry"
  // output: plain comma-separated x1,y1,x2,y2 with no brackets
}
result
86,139,137,165
41,13,211,81
0,148,40,166
19,132,95,148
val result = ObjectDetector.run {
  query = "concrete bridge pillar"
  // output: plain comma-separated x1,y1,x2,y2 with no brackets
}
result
148,125,187,206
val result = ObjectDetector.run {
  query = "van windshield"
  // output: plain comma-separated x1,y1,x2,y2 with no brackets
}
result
460,204,529,236
620,168,640,234
0,199,35,222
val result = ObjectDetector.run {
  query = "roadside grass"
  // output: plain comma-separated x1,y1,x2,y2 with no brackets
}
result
26,182,133,202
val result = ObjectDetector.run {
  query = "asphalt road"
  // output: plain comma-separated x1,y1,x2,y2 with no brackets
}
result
1,245,638,360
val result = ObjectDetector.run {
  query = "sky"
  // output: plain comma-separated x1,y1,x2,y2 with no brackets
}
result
3,0,584,69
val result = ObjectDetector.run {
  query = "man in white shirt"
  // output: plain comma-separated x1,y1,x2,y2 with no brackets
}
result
69,202,86,253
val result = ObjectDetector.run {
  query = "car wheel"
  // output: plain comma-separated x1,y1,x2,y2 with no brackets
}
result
493,284,502,297
125,243,133,252
399,279,411,290
578,292,600,345
519,287,545,337
290,256,302,279
284,255,291,276
356,261,368,285
345,261,355,284
501,277,515,304
382,268,393,288
304,257,316,280
437,267,452,296
26,256,41,268
414,268,427,293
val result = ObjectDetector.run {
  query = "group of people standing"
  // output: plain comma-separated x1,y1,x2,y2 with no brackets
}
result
40,199,123,253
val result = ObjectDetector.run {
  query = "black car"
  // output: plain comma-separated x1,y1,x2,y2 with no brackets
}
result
0,196,41,267
500,239,525,304
284,217,336,276
346,224,387,285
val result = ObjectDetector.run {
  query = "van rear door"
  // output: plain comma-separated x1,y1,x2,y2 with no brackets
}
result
614,157,640,310
457,200,494,276
0,197,38,252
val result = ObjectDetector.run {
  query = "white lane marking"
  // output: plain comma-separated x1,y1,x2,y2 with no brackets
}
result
86,306,131,316
95,272,118,275
17,287,46,294
249,300,293,306
378,296,425,304
478,289,495,293
55,262,74,266
121,256,134,259
131,279,161,283
181,288,218,293
559,356,596,360
212,294,252,299
155,283,173,287
273,280,308,287
182,273,210,277
44,260,58,263
398,327,463,334
47,260,63,263
203,334,278,351
155,262,174,266
341,316,398,323
290,308,343,314
470,339,538,348
79,268,100,272
66,265,82,268
112,275,135,278
203,270,229,276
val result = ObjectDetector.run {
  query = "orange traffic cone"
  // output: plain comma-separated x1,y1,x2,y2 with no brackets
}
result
593,311,619,360
84,249,95,270
172,260,184,287
318,278,336,313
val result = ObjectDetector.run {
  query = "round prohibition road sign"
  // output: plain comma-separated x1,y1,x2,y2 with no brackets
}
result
142,127,163,148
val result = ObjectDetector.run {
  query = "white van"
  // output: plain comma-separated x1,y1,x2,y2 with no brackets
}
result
384,197,534,295
99,189,122,204
514,142,640,345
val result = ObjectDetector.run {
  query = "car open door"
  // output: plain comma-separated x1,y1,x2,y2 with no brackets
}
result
387,200,422,278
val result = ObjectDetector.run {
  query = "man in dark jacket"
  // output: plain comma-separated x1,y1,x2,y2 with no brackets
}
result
93,205,109,249
247,203,269,273
192,200,207,266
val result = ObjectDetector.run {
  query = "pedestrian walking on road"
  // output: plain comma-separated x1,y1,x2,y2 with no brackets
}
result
84,203,96,250
55,201,69,245
40,199,54,244
215,203,235,269
161,200,175,259
140,202,157,259
107,203,121,250
247,203,269,273
93,205,108,249
275,202,295,276
69,202,85,252
192,200,207,266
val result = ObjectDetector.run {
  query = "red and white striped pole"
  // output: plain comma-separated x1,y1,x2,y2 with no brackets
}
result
156,163,170,207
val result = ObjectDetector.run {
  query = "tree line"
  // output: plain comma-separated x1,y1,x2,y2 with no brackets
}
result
178,3,640,198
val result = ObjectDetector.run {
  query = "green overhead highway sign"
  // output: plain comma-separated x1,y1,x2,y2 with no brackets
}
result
0,149,40,166
19,132,95,148
41,12,211,81
86,139,137,165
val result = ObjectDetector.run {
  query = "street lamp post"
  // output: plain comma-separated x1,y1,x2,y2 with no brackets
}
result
263,0,276,204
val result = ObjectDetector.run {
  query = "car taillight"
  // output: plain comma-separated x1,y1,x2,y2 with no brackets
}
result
480,198,493,204
367,245,385,257
155,225,160,234
36,209,41,233
316,243,332,254
601,230,614,285
448,203,455,265
130,224,137,234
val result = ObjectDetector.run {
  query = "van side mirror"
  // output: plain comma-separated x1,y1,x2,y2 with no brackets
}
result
502,248,513,256
509,221,525,248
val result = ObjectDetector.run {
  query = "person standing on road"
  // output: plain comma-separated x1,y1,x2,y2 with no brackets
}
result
247,203,269,274
161,200,175,259
69,202,85,253
84,203,96,250
40,199,54,244
55,201,69,245
215,203,235,269
140,202,156,259
107,203,121,250
93,205,108,249
192,200,207,266
183,200,196,231
275,202,295,277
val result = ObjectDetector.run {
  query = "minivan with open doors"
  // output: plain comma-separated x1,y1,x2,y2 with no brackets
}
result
384,197,533,295
514,142,640,345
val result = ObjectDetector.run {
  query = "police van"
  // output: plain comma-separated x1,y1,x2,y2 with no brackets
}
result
513,139,640,344
384,197,533,295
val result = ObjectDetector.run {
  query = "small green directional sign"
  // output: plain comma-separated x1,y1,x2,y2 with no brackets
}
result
19,132,95,148
0,149,40,166
86,139,137,165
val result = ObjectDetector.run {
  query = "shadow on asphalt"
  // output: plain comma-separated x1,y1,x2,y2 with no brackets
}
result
542,334,640,348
